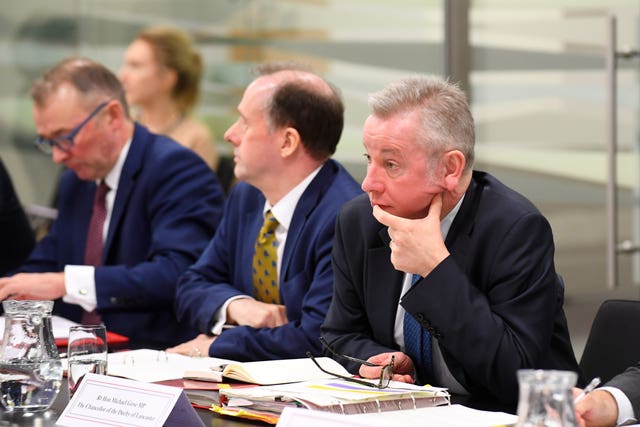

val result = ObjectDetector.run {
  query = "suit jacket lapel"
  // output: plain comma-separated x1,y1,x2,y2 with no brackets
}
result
280,161,336,279
103,124,145,262
445,176,481,271
243,194,265,288
373,227,405,344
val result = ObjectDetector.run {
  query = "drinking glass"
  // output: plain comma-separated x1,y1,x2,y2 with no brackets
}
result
516,369,578,427
0,300,62,412
67,325,108,397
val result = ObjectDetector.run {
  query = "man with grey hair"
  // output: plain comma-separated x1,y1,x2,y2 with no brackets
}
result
321,76,580,411
0,57,224,348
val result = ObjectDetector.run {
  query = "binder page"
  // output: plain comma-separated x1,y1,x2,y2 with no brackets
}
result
107,349,234,382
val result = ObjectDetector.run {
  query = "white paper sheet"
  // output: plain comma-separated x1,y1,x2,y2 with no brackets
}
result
107,349,234,383
277,404,518,427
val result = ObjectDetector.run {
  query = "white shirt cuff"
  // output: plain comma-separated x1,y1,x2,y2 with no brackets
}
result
601,386,637,426
210,295,253,335
62,265,98,312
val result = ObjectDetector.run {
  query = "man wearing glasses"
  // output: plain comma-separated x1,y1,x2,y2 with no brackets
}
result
0,57,225,349
321,76,581,412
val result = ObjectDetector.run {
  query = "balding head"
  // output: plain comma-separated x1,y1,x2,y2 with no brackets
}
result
253,63,344,161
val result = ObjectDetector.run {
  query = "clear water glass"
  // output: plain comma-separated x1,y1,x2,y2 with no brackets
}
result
67,325,108,397
516,369,578,427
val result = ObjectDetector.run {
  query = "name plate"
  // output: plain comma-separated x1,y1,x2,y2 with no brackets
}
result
57,373,205,427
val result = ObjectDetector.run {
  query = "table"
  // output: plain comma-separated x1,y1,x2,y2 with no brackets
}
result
0,378,265,427
0,379,511,426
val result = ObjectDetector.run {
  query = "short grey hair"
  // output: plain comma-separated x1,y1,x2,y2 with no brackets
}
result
368,76,475,171
30,56,130,118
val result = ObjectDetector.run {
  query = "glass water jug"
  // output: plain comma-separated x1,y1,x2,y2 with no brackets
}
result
0,300,63,412
516,369,578,427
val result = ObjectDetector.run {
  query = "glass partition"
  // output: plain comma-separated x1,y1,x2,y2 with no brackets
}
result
469,1,640,300
1,0,445,206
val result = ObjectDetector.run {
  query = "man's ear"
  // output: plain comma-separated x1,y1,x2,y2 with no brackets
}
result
104,100,124,126
442,150,466,190
280,127,301,158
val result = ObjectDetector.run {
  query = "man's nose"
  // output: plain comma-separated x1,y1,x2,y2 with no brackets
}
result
51,146,69,164
361,167,382,194
224,123,239,146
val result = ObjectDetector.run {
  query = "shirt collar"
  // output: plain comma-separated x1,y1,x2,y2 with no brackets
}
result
100,139,131,191
263,164,323,230
440,194,465,240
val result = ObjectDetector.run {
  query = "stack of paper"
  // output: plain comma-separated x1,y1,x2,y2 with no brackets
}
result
107,350,352,386
217,378,450,424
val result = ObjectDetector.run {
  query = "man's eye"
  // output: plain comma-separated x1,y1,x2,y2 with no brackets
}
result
362,153,371,163
385,161,398,170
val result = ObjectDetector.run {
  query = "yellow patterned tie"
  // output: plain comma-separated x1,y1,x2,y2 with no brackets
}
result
252,210,280,303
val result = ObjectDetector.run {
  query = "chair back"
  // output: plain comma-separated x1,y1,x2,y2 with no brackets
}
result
579,299,640,384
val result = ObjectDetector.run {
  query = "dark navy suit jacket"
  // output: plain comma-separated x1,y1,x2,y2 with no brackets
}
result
0,158,35,275
175,159,362,361
16,124,225,348
322,171,580,411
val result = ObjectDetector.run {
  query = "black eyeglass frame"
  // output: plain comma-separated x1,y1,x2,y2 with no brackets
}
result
305,337,395,389
34,100,111,154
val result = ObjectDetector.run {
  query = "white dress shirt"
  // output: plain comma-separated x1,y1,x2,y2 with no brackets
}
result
63,141,131,312
601,386,637,426
210,166,322,335
394,195,468,394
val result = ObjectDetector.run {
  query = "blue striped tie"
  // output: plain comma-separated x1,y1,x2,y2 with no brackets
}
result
403,274,434,384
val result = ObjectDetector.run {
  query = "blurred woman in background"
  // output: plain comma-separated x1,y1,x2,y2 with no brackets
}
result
120,25,218,170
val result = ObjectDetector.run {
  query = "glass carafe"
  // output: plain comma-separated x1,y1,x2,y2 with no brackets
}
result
516,369,578,427
0,300,62,412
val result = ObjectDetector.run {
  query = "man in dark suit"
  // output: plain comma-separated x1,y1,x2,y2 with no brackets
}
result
166,63,362,360
0,57,224,348
0,158,35,275
321,76,580,411
576,363,639,427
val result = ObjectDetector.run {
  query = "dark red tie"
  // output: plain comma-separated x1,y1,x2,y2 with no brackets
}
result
84,180,109,266
82,180,109,325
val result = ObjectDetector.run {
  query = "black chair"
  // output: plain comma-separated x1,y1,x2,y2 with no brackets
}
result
579,299,640,384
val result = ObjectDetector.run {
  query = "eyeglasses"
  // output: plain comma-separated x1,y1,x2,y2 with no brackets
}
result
34,100,110,154
305,337,395,389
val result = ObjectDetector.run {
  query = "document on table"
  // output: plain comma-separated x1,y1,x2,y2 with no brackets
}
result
353,404,518,427
107,349,234,383
185,356,352,385
220,378,449,416
277,404,518,427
